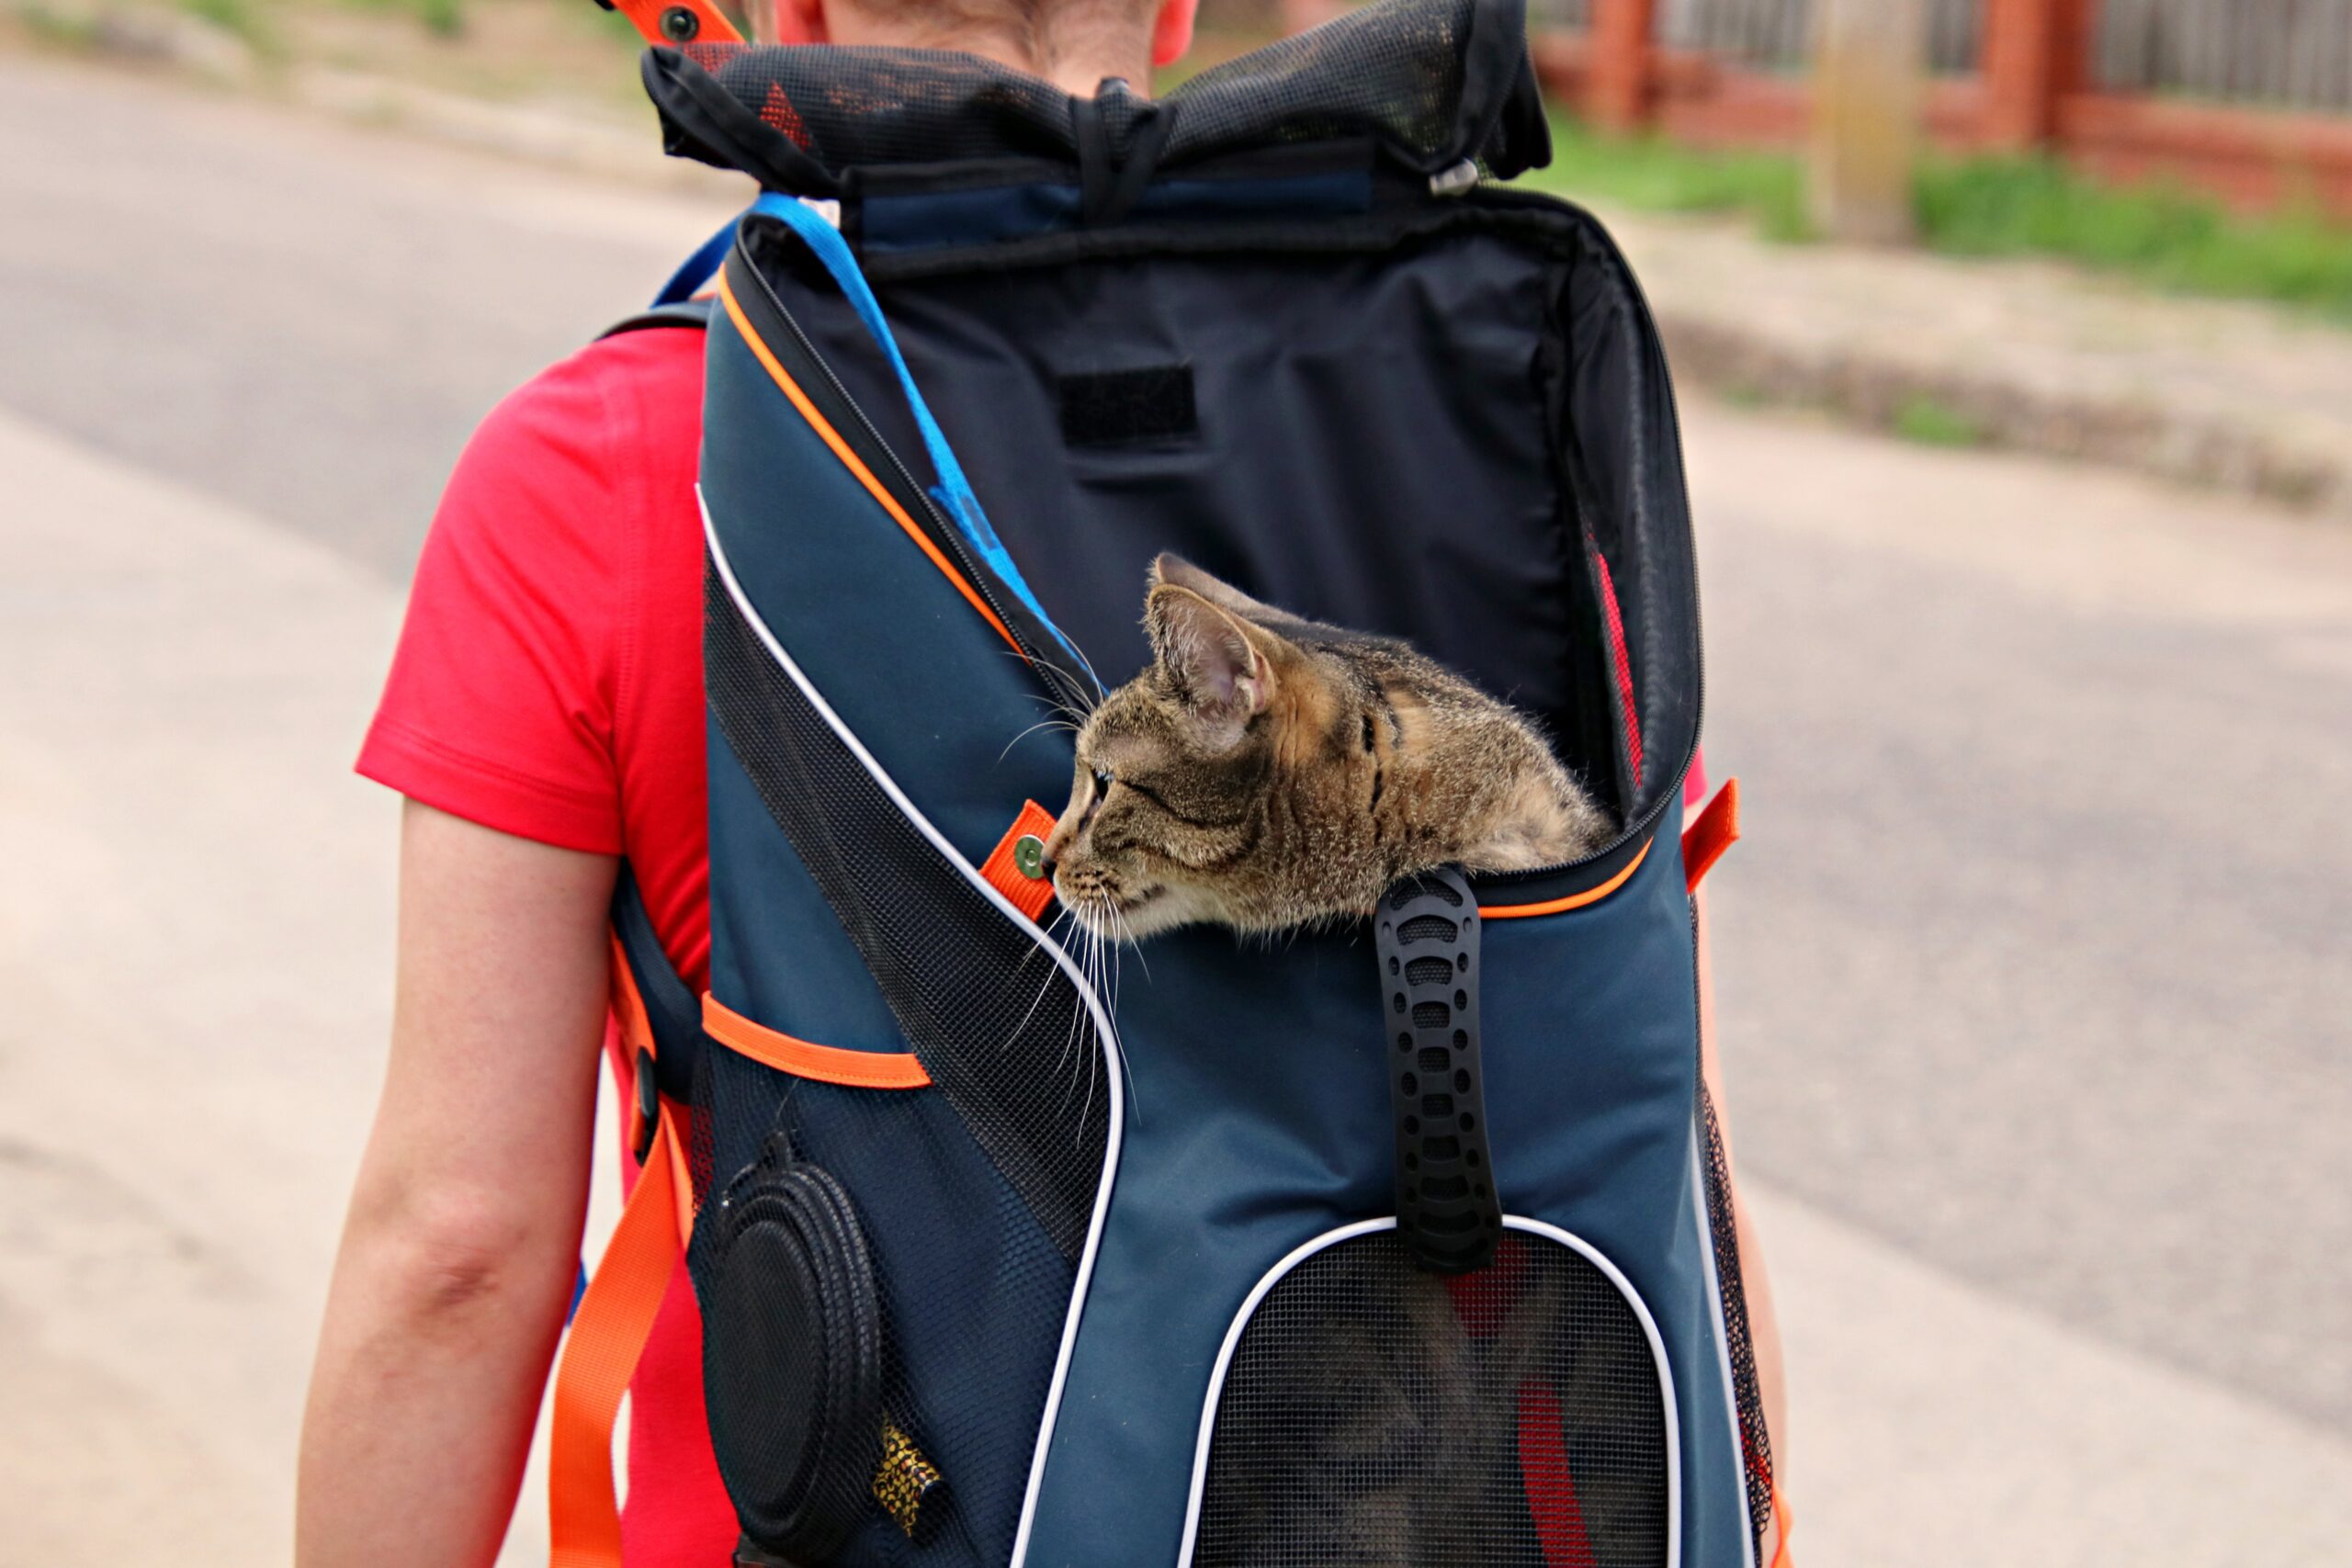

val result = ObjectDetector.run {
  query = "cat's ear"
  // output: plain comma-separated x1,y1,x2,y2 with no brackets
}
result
1147,583,1277,742
1150,555,1298,628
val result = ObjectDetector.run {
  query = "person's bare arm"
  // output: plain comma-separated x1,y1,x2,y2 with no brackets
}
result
1694,883,1792,1552
298,801,616,1567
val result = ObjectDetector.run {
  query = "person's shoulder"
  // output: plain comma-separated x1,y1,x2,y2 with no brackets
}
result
467,323,706,480
421,321,706,604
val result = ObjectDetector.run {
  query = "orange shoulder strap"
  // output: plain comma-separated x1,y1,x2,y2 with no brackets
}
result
547,944,692,1567
1682,776,1741,894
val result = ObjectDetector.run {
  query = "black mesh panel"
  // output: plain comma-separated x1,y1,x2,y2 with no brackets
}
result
704,559,1108,1260
1700,1081,1774,1555
1194,1230,1670,1568
697,558,1117,1562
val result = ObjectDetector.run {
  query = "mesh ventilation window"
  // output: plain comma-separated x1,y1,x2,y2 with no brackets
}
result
1194,1230,1670,1568
705,561,1108,1260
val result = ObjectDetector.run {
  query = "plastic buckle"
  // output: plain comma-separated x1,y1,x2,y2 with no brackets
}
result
630,1046,661,1164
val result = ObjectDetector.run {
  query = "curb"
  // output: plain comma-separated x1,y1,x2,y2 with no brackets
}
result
3,6,737,196
1657,312,2348,515
285,65,738,196
14,22,2346,515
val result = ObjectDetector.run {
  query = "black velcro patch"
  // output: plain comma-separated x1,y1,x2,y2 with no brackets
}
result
1057,366,1197,447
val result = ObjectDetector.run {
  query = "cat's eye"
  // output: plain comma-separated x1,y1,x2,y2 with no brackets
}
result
1362,714,1376,752
1092,766,1115,796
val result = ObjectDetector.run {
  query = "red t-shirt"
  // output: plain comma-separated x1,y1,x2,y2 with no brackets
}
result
357,323,733,1565
359,319,1718,1565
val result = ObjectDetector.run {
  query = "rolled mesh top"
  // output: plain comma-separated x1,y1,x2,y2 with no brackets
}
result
655,0,1548,189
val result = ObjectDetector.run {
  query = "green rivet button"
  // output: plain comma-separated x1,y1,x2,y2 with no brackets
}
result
1012,834,1046,879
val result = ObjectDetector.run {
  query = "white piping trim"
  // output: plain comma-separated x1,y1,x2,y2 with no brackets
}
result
1175,1215,1683,1568
701,491,1122,1568
1692,1132,1758,1568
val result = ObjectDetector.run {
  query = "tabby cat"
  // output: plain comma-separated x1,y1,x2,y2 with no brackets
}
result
1045,556,1610,937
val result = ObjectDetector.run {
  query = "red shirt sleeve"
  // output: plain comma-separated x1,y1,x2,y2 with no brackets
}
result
360,345,644,854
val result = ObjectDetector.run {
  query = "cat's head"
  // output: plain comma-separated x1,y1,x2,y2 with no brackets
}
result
1043,556,1399,938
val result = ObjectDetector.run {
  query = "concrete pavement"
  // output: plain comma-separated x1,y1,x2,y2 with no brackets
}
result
8,401,2351,1562
2,46,2347,1568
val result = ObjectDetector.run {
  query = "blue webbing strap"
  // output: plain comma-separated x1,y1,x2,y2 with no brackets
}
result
651,216,737,308
741,193,1084,671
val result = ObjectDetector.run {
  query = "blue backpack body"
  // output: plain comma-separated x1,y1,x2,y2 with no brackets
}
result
560,6,1774,1565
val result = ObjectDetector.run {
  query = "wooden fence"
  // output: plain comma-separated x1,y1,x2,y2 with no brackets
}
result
1499,0,2352,212
1648,0,1987,73
1538,0,2352,103
2097,0,2352,111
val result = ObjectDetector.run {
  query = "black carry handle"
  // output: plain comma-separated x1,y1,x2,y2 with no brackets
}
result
1374,868,1501,1273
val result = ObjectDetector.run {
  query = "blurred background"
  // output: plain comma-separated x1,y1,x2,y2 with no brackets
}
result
1,0,2346,1562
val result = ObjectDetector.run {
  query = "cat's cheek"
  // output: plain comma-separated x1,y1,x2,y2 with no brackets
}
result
1116,884,1210,940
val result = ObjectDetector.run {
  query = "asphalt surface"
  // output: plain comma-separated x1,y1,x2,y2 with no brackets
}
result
4,46,2348,1560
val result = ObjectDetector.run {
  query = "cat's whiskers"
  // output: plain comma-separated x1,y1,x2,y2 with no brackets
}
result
996,716,1081,763
1002,907,1076,1052
997,650,1104,730
1084,901,1137,1124
1069,922,1102,1129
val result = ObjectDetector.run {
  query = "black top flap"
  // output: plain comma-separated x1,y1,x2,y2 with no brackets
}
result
645,0,1550,194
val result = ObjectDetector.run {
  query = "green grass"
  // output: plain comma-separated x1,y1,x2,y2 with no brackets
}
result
1889,394,1985,447
1518,110,2352,321
1914,154,2352,319
178,0,281,51
1522,114,1815,241
326,0,464,39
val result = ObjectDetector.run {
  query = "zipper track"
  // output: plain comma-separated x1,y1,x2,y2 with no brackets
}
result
740,246,1067,686
1460,184,1709,888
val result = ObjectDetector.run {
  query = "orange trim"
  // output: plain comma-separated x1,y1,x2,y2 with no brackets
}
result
714,268,1024,660
980,800,1060,922
1481,839,1652,919
1682,776,1742,894
704,993,933,1089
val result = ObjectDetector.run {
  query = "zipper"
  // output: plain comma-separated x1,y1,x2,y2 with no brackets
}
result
741,251,1071,687
736,196,1703,893
1455,184,1709,891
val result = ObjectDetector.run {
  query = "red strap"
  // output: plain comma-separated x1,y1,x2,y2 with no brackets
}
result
548,952,691,1566
1682,776,1741,894
1517,1378,1597,1568
603,0,740,48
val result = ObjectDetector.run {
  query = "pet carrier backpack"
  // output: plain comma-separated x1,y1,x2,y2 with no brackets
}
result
548,3,1775,1565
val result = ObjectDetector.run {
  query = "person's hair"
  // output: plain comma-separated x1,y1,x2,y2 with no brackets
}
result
844,0,1156,73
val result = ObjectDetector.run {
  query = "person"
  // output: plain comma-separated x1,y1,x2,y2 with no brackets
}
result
295,1,1786,1561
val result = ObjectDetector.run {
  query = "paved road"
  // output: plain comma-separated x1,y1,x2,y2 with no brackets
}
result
4,49,2348,1566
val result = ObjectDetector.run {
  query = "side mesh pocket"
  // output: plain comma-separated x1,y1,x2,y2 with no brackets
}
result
693,1042,1079,1567
1189,1224,1676,1568
694,1133,884,1563
1698,1082,1775,1559
699,545,1118,1562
